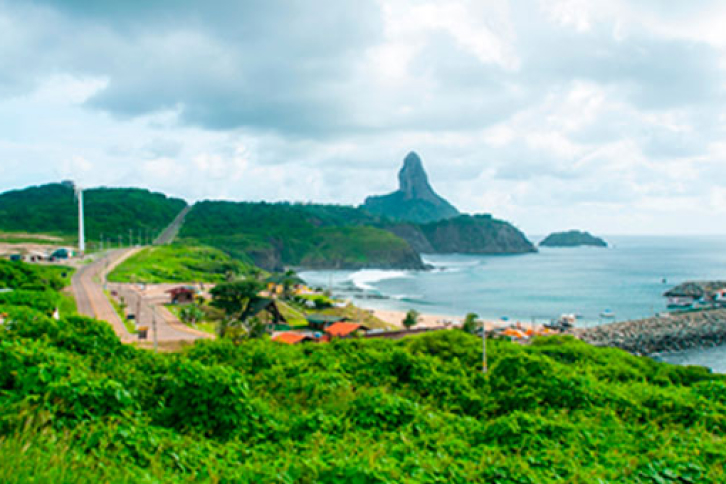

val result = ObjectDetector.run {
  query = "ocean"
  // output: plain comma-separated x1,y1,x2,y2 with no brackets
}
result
299,235,726,371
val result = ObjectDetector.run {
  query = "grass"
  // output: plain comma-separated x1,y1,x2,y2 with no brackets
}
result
277,300,309,327
107,244,253,284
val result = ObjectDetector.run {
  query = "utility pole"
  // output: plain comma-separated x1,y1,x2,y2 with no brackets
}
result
482,321,487,374
129,229,133,247
152,308,158,353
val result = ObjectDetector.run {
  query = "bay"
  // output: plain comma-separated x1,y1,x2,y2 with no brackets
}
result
300,235,726,370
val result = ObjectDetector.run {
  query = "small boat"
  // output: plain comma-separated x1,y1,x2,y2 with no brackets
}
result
600,309,615,318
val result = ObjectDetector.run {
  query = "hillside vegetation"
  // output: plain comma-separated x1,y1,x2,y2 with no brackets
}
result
107,244,256,284
1,260,726,482
180,201,425,271
0,183,187,241
390,214,536,254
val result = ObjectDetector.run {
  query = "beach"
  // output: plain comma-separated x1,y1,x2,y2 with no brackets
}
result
372,308,509,331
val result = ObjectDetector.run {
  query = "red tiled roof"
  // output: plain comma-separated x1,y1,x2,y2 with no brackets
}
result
325,322,365,338
272,332,310,345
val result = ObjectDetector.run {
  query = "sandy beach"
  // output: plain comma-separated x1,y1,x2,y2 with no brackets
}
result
372,308,508,331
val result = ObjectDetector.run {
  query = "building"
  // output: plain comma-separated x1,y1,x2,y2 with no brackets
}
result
25,251,49,263
325,322,369,339
306,314,349,331
272,332,315,345
167,286,197,304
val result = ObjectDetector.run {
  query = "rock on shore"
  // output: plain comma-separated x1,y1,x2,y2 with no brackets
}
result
571,309,726,356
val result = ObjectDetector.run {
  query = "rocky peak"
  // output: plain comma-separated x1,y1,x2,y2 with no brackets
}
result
398,152,435,201
361,151,460,223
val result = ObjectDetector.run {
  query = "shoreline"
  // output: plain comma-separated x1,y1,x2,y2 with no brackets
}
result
370,308,521,331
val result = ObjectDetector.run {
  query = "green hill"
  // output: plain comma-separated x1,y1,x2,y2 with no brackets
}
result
0,183,187,242
180,201,425,271
107,244,257,284
1,261,726,482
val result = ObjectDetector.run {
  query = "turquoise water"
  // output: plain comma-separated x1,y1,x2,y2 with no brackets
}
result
300,236,726,369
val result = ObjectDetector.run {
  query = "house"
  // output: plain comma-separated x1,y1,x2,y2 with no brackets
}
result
306,314,349,331
25,251,49,263
325,322,369,339
245,298,287,325
272,332,315,345
167,286,197,304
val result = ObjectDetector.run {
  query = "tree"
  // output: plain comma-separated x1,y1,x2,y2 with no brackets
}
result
462,313,480,334
210,280,263,320
211,280,266,341
402,309,419,329
180,304,205,327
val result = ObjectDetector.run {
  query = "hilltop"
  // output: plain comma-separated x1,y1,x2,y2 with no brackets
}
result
0,183,187,242
362,152,460,223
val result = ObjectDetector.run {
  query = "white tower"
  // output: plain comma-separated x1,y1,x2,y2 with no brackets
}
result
76,184,85,256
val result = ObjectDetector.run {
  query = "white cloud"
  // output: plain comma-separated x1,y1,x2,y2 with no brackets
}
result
0,1,725,235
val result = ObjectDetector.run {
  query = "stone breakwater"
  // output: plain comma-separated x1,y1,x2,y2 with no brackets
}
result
570,309,726,356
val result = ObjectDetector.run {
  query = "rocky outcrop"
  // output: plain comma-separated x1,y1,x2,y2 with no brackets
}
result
540,230,607,248
362,152,459,223
389,214,536,255
571,309,726,356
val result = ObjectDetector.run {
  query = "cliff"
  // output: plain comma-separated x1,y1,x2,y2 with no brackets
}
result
540,230,607,248
362,152,459,223
389,215,536,255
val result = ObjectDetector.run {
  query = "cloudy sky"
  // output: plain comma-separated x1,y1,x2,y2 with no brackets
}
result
1,0,726,235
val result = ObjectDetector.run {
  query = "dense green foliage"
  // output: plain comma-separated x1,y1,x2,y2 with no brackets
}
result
0,260,70,291
3,265,726,481
180,201,424,270
363,190,460,224
107,244,255,283
0,183,186,241
3,260,726,482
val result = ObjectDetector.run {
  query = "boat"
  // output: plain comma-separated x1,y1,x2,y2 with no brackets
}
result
600,309,615,319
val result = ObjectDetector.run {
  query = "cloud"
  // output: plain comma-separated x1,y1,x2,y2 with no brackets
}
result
1,1,726,234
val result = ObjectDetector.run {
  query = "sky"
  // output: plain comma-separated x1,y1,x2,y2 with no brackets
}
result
1,0,726,236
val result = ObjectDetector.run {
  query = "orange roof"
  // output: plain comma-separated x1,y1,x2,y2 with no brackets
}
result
325,322,364,338
272,332,310,345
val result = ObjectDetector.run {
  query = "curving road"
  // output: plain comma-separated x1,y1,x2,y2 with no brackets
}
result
72,248,138,343
73,247,212,347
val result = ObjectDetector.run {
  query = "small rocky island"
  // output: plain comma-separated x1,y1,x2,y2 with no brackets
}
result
540,230,607,248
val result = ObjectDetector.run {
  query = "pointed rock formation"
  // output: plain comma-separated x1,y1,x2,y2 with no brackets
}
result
362,152,459,223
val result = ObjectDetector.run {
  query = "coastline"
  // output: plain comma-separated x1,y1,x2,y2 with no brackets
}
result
370,308,512,331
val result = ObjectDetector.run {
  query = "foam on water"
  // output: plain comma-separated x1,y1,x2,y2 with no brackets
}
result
348,269,411,291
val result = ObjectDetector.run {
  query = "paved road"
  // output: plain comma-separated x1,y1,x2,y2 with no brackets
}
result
153,205,191,245
72,246,212,347
111,283,212,345
72,249,138,343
